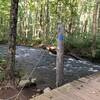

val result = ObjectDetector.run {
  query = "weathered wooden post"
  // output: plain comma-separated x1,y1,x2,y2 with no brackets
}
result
56,23,64,87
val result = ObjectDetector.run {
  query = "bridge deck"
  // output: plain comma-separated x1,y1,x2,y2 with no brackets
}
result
30,72,100,100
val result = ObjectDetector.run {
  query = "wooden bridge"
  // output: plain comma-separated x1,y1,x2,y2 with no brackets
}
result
30,72,100,100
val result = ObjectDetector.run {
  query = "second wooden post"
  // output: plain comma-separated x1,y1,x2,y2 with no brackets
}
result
56,23,64,87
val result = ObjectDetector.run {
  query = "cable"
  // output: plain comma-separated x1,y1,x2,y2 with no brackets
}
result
5,37,54,100
4,49,45,100
15,50,45,100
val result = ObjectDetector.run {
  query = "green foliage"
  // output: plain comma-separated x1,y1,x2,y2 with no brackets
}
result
0,58,6,82
0,58,6,64
0,57,26,85
0,0,95,44
0,0,100,59
63,31,100,59
16,35,42,46
0,0,9,44
95,49,100,59
0,33,8,44
64,32,92,48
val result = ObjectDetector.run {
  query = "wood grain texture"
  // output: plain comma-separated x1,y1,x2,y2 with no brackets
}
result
31,72,100,100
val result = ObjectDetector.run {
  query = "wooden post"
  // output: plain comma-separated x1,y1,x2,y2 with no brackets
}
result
56,23,64,87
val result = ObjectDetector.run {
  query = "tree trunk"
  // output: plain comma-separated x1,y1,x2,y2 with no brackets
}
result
83,19,88,33
45,0,50,43
39,3,43,38
6,0,19,86
56,23,64,87
98,5,100,32
91,0,98,58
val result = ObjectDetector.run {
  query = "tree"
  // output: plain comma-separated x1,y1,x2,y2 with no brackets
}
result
45,0,50,42
6,0,19,86
91,0,98,58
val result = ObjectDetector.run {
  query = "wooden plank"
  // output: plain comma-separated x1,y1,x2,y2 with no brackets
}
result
70,89,92,100
70,81,100,100
32,73,100,100
33,95,50,100
84,79,100,91
43,89,72,100
57,89,84,100
57,83,91,100
51,89,73,100
75,77,100,92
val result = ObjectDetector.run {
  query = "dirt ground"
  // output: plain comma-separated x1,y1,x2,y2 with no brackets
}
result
0,86,40,100
0,87,25,100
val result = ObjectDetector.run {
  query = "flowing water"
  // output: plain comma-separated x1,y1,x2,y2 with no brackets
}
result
0,45,100,88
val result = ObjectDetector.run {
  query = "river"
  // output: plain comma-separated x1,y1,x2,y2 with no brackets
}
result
0,45,100,88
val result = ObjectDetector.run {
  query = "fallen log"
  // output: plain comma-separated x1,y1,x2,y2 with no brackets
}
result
46,46,57,54
67,53,84,61
38,44,84,61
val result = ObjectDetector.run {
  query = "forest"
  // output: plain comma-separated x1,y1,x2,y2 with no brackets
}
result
0,0,100,99
0,0,100,59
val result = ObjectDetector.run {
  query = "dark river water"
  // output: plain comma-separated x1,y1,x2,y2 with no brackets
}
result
0,45,100,88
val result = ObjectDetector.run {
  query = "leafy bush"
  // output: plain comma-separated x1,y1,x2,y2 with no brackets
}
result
95,49,100,59
64,32,92,49
63,32,100,59
16,35,43,46
0,32,8,44
0,58,7,83
0,58,25,85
